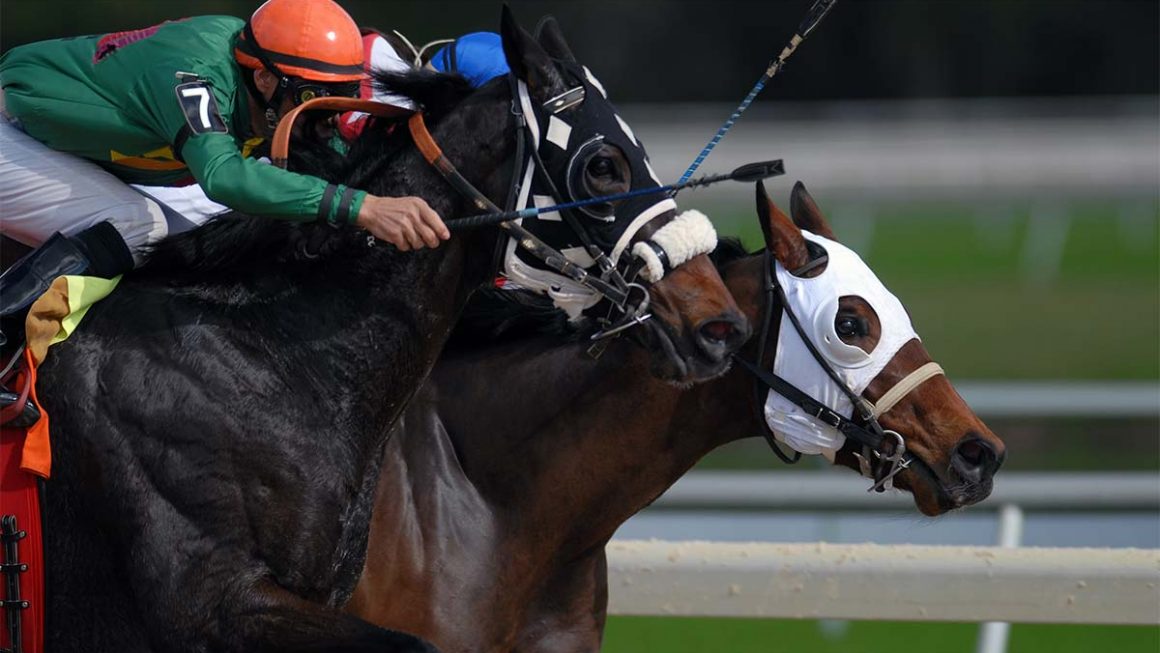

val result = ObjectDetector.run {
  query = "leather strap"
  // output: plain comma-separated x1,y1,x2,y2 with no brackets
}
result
868,362,944,418
407,112,444,167
272,97,413,168
733,355,886,452
407,114,494,213
407,112,630,306
0,364,30,426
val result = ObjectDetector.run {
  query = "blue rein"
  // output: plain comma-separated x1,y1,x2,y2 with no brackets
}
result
678,0,838,184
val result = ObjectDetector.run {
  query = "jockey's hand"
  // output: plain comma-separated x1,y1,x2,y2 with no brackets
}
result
356,195,450,251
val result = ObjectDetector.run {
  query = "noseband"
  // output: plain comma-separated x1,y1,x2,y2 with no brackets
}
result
733,248,945,492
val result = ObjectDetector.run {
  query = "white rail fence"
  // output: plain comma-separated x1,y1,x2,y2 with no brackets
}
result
607,471,1160,653
624,97,1160,203
649,471,1160,512
605,540,1160,625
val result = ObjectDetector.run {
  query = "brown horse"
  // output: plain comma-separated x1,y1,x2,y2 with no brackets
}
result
345,182,1006,652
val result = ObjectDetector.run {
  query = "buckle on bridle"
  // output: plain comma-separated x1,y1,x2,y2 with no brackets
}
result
813,406,843,429
866,430,911,493
543,86,586,114
589,282,652,342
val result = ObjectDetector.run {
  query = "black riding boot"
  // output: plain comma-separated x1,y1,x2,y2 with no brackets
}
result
0,221,134,346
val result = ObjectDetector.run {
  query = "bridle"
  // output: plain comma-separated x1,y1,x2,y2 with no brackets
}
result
505,74,654,339
272,71,711,340
732,247,945,492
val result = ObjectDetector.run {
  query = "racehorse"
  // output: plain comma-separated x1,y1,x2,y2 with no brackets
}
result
345,181,1007,652
23,10,748,652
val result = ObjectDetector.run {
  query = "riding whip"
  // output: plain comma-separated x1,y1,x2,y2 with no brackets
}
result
444,160,785,230
677,0,837,183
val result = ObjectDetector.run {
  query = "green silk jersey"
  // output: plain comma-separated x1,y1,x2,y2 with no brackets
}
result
0,16,364,224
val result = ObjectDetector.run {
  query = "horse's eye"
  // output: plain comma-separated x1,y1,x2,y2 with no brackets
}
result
835,315,866,337
587,156,614,178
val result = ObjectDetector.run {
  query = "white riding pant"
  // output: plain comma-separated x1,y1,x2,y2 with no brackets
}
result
0,109,228,265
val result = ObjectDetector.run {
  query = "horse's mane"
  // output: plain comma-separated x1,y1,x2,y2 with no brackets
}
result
709,236,751,268
137,69,474,281
446,287,585,349
447,237,754,347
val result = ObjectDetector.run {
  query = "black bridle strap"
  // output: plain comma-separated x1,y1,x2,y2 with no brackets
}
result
732,355,884,452
405,112,630,306
744,249,800,464
241,21,293,118
488,93,529,282
772,263,882,430
734,248,886,457
523,104,625,287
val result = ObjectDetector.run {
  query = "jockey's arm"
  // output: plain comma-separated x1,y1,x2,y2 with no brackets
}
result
180,131,362,226
181,133,446,249
142,65,446,248
131,63,361,226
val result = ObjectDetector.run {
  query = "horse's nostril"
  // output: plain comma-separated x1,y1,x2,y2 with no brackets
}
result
952,436,1002,484
694,315,750,363
957,439,986,466
699,320,735,343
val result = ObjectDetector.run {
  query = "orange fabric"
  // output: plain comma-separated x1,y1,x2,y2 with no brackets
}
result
235,0,364,82
13,278,70,478
19,348,51,479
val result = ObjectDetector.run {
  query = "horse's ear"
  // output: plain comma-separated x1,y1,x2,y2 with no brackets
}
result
756,181,811,271
535,16,577,63
500,5,566,101
789,181,835,240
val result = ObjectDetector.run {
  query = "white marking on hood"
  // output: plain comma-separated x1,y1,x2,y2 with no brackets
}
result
546,115,572,150
583,65,608,98
533,194,561,221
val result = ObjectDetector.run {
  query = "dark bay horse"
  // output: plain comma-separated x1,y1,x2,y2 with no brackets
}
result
26,11,746,653
347,182,1007,652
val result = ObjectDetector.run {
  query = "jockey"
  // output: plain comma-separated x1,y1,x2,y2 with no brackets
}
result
335,29,510,142
0,0,449,331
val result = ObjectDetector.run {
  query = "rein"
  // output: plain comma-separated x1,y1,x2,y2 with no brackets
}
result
271,95,634,307
405,110,634,307
733,249,945,492
443,161,785,230
678,0,838,183
270,97,412,168
270,87,781,336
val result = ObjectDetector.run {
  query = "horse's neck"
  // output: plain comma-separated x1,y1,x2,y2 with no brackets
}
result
433,335,757,554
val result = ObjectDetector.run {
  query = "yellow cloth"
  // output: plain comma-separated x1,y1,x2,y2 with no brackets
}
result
17,274,121,478
26,274,121,365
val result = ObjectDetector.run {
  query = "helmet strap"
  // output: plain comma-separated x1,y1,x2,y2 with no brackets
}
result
240,21,292,129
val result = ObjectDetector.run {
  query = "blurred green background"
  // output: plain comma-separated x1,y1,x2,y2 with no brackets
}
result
695,199,1160,473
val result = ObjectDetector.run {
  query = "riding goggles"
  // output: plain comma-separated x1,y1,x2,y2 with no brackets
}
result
290,79,361,106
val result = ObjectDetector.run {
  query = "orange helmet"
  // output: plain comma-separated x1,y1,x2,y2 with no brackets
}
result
235,0,364,83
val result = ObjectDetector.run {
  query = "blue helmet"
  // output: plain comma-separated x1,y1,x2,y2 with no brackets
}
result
430,32,510,88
